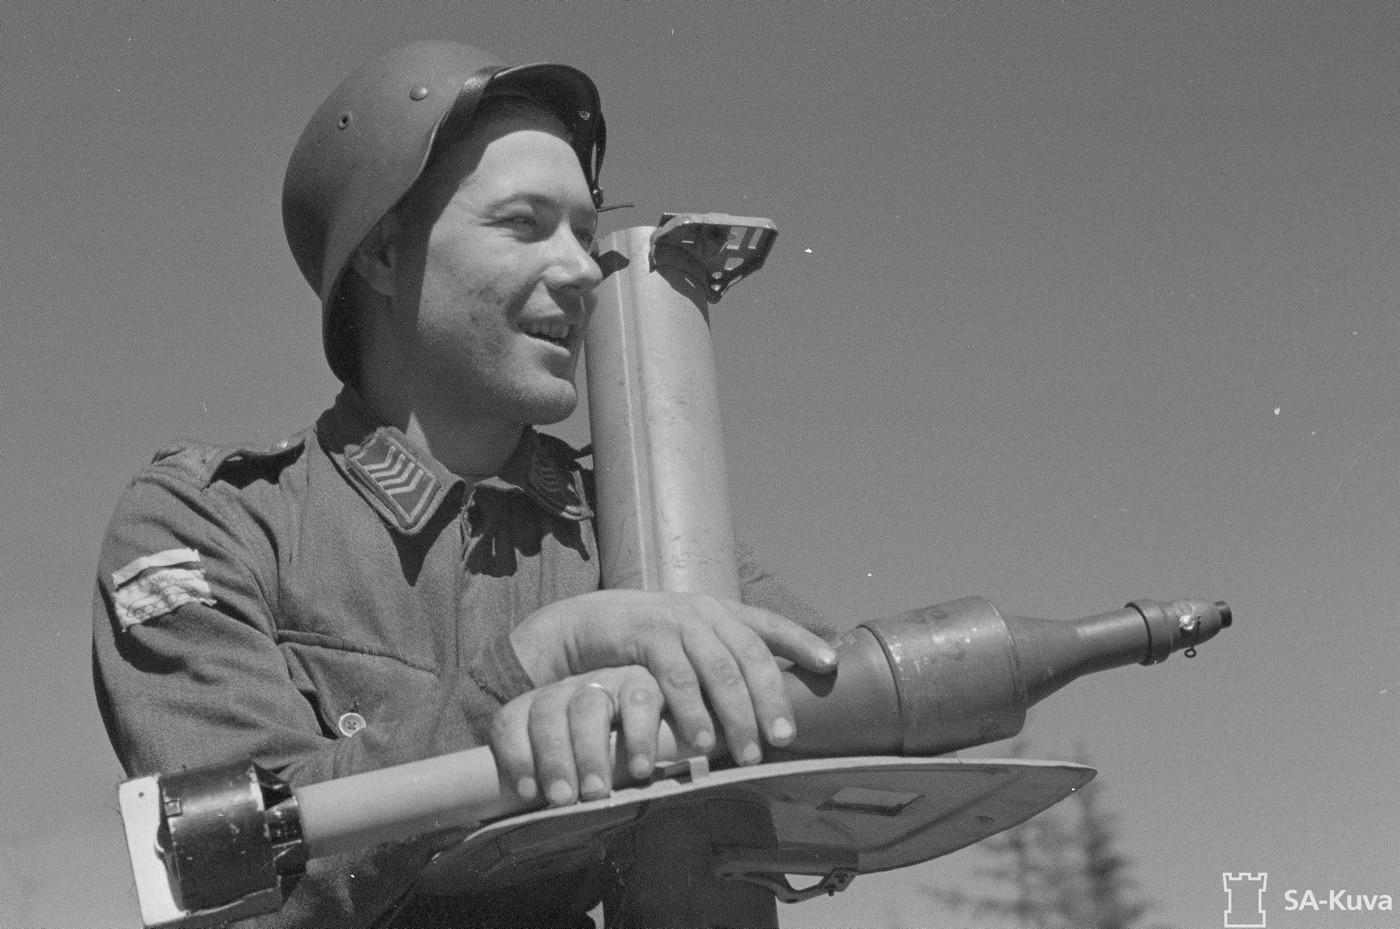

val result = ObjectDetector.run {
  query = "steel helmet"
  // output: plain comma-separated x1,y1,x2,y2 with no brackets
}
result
282,40,606,382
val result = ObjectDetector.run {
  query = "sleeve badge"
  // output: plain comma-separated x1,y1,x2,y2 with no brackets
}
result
111,547,216,631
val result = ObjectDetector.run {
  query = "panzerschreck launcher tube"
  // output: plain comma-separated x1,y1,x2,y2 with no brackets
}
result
119,595,1230,926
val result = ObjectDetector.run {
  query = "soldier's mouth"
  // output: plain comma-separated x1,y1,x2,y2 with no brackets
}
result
522,321,573,348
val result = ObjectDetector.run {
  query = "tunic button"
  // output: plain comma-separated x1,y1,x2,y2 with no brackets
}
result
337,712,366,737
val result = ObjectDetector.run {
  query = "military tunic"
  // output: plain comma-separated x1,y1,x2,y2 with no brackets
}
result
93,387,825,928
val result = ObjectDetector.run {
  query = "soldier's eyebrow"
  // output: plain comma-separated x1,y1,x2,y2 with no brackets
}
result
487,191,598,227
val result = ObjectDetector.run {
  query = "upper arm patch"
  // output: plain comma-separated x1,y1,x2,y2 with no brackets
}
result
111,548,216,630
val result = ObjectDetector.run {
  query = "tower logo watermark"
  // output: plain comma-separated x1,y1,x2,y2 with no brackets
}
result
1224,872,1268,928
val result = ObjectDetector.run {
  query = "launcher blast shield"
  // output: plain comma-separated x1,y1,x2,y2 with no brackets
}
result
118,594,1230,928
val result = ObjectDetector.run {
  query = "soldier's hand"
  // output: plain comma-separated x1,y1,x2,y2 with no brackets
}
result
509,590,837,769
490,666,663,806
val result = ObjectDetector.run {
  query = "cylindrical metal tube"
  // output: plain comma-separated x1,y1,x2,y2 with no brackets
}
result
586,219,771,928
585,225,740,597
287,597,1230,856
297,741,513,860
122,595,1231,924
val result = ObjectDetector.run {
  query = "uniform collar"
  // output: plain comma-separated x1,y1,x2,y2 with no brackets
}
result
317,388,591,535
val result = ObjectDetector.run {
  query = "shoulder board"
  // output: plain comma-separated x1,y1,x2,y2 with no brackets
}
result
150,435,306,487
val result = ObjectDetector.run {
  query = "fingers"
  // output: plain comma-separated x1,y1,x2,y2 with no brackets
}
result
528,682,606,805
679,597,772,765
736,603,839,674
489,695,540,803
489,669,664,809
673,598,837,765
512,590,838,771
631,597,800,766
637,631,718,757
711,616,797,758
616,671,664,781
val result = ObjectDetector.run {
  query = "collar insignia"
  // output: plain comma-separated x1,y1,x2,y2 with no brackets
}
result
522,434,593,521
346,432,445,532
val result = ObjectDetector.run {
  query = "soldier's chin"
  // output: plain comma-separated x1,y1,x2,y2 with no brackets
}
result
518,388,578,426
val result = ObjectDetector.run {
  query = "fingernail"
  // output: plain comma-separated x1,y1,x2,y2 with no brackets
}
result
771,717,794,743
581,773,607,797
817,646,837,666
516,777,538,800
547,780,575,805
740,742,762,764
694,729,715,752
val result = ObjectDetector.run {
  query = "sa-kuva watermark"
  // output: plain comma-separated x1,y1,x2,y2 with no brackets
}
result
1225,872,1394,927
1224,873,1268,928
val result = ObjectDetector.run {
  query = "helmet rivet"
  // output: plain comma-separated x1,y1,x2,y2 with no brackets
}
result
336,112,352,129
409,85,430,101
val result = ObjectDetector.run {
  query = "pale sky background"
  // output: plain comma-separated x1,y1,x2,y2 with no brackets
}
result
3,3,1397,928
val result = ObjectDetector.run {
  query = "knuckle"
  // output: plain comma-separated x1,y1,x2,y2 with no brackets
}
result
569,686,612,718
733,636,775,664
489,704,522,742
705,656,746,689
689,592,722,611
675,592,719,621
660,666,700,693
488,712,509,743
527,687,565,717
532,729,571,758
625,684,660,709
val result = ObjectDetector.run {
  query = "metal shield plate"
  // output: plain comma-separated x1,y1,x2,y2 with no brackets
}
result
418,755,1093,897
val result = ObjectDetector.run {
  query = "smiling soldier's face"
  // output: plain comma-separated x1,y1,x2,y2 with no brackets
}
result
384,105,603,427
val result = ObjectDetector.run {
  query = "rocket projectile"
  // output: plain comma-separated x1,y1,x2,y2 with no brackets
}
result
118,594,1230,928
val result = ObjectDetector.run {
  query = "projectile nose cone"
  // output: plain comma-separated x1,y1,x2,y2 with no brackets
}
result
1215,601,1233,627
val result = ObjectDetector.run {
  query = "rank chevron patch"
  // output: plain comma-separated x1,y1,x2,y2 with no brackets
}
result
526,435,592,520
348,432,442,531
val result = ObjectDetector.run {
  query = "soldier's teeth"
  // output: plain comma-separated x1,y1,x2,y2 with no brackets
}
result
525,323,569,340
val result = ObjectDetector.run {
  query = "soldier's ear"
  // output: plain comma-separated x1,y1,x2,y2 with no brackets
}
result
348,216,401,298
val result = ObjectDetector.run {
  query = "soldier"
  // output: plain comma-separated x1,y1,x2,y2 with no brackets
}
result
93,41,835,928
